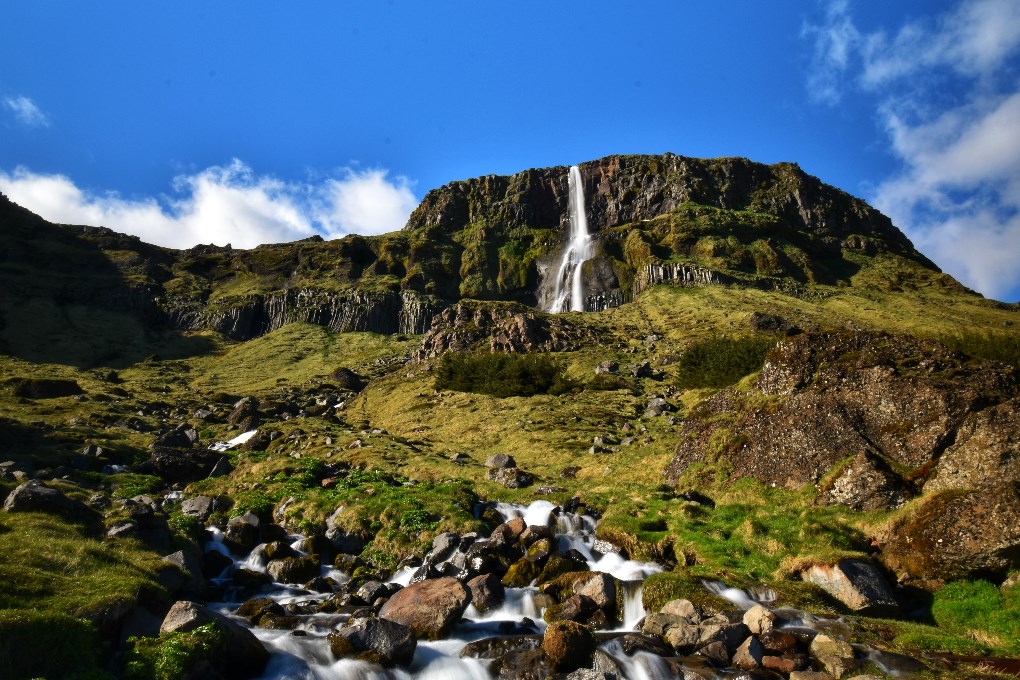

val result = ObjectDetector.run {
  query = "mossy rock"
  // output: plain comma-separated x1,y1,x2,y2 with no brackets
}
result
502,558,543,588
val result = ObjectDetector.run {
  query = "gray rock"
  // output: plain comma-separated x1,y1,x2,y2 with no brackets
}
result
488,467,533,488
160,549,207,597
809,634,857,679
467,572,505,613
732,635,765,670
2,481,88,515
160,600,269,678
485,453,517,469
802,559,900,617
180,495,215,520
329,616,416,667
595,360,619,375
645,396,677,417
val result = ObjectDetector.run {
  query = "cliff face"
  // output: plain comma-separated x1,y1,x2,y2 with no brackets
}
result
0,154,948,359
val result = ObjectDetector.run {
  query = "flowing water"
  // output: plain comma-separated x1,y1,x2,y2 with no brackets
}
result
204,500,661,679
542,165,592,313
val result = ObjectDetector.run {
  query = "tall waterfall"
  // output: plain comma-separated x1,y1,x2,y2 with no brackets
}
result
545,165,592,313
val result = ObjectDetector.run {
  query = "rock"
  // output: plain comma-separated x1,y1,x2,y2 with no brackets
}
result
880,482,1020,583
159,600,269,678
819,451,909,511
801,559,899,616
160,549,207,597
789,672,836,680
809,634,857,679
329,616,416,667
543,620,596,673
180,495,215,520
742,604,777,635
663,622,702,653
573,571,619,621
488,467,534,488
667,331,1018,489
749,312,800,335
150,446,228,484
619,632,673,657
12,377,83,399
645,396,677,417
631,361,654,379
266,556,320,584
2,481,88,515
356,580,389,604
732,636,765,670
699,622,750,655
468,573,505,613
379,576,471,639
223,517,260,554
325,506,366,555
926,398,1020,493
595,360,619,375
228,396,260,428
485,453,517,469
154,424,199,449
660,598,701,623
331,367,366,392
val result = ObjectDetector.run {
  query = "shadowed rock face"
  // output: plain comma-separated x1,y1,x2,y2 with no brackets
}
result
666,331,1018,491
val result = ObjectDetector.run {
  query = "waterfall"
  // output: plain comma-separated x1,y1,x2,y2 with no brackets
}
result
544,165,592,313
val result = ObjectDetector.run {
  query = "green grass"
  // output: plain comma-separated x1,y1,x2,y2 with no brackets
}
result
937,329,1020,369
0,610,108,680
125,622,227,680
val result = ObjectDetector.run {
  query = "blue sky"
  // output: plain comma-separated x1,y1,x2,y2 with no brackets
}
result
2,1,1019,302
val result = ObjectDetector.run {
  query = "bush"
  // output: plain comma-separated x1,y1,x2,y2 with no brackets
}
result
434,352,572,397
676,336,776,388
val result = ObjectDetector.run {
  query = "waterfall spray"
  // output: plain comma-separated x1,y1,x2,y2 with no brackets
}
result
546,165,592,313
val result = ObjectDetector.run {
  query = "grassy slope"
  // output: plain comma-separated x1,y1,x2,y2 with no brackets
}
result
2,269,1020,674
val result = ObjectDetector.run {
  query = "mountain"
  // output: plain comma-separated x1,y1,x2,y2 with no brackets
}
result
1,155,1020,678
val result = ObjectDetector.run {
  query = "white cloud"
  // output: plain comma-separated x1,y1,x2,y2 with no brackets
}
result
0,160,418,249
3,95,49,127
319,169,417,237
805,0,1020,301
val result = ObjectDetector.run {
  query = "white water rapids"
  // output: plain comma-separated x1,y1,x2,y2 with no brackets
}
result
205,500,663,680
543,165,593,313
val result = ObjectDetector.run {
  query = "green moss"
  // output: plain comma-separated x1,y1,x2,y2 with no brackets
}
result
125,622,227,680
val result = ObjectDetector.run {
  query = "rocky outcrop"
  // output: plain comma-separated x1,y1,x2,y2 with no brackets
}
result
666,331,1018,490
879,482,1020,584
413,301,601,361
2,481,90,515
166,288,444,341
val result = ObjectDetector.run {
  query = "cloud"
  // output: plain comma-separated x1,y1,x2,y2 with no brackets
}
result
319,169,418,237
3,95,49,127
0,160,418,249
805,0,1020,301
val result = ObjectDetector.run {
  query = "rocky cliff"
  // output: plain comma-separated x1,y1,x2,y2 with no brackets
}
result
0,154,952,357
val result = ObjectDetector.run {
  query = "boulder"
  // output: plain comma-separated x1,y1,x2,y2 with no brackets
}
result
266,556,320,584
180,495,215,520
880,482,1020,583
595,360,619,375
732,635,765,670
2,481,88,515
542,620,596,673
378,576,471,639
801,559,900,616
228,396,260,428
159,600,269,679
12,377,83,399
818,451,909,511
160,549,207,597
485,453,517,469
645,396,677,417
488,467,534,488
742,604,777,635
468,572,505,613
150,446,228,484
925,398,1020,493
809,634,857,679
154,424,199,449
328,616,416,667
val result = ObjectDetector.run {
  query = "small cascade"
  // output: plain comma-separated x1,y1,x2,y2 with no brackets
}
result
542,165,593,313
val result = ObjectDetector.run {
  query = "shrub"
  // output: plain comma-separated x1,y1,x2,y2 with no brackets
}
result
675,336,776,388
434,352,572,397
